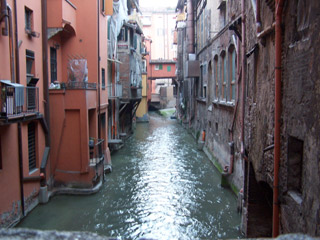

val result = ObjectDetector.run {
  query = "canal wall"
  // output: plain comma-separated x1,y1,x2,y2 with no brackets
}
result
1,229,318,240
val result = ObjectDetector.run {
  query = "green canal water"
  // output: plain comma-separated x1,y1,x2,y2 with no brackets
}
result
18,113,242,239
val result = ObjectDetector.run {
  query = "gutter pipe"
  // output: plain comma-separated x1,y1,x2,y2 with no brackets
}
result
97,0,101,140
41,0,51,188
240,0,247,160
13,0,25,217
273,0,284,237
186,0,194,54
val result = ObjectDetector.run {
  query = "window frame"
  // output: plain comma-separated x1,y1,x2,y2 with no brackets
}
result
50,47,57,83
214,55,219,100
101,68,106,90
228,45,236,102
25,7,33,32
28,122,37,172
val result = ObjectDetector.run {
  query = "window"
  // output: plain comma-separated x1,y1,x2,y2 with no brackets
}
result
167,66,171,72
214,55,219,100
50,47,57,83
155,64,163,71
287,136,304,194
26,50,35,84
28,122,36,172
107,18,111,40
133,34,137,49
142,60,147,73
102,68,105,89
220,51,226,101
25,7,33,32
229,46,236,101
118,27,128,42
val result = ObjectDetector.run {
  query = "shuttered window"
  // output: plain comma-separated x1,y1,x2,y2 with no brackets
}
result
28,122,36,171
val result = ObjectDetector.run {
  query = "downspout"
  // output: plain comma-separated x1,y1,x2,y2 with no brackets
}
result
240,0,247,160
41,0,50,187
7,5,15,82
273,0,284,237
97,0,101,140
256,0,261,33
186,0,194,54
13,0,25,216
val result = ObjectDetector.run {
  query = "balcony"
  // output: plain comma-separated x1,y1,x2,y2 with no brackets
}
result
0,81,39,120
65,81,97,90
107,84,122,99
89,138,104,167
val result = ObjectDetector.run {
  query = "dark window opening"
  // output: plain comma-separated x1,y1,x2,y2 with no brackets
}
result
28,122,36,172
25,7,33,32
118,27,128,42
50,47,57,83
101,0,105,13
287,136,304,193
102,68,105,90
26,50,35,85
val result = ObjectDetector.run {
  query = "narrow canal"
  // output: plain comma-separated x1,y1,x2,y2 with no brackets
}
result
18,113,242,239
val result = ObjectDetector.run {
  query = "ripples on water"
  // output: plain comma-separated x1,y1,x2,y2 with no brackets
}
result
18,113,242,239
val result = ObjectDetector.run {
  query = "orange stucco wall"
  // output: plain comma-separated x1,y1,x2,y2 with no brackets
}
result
0,0,47,227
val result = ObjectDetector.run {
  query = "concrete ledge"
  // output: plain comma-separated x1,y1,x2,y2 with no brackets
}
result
49,177,103,198
0,228,110,240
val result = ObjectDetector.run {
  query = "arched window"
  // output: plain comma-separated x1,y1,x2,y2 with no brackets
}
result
208,60,212,102
220,51,226,101
213,55,219,100
228,45,236,101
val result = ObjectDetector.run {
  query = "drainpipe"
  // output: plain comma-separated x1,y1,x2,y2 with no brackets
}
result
97,0,101,140
256,0,261,33
7,5,15,82
273,0,284,237
13,0,25,216
186,0,194,54
240,0,247,160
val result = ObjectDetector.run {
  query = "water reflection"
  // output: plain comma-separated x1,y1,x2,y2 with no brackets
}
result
18,113,241,239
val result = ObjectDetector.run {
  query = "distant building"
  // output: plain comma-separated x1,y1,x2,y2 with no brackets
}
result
141,7,177,110
107,0,145,149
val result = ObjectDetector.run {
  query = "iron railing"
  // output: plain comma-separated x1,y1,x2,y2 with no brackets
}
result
66,81,97,90
0,85,39,118
107,83,122,98
89,138,104,166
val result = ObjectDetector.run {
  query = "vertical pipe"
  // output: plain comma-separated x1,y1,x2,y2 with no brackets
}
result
7,5,15,82
256,0,261,33
186,0,194,54
41,0,50,147
17,123,25,216
273,0,284,237
241,0,246,158
13,0,19,84
97,0,101,140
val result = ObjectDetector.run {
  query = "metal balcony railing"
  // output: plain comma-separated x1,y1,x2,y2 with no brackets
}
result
107,83,122,99
66,81,97,90
89,138,104,167
0,85,39,119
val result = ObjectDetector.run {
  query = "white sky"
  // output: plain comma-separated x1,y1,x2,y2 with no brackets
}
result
139,0,177,9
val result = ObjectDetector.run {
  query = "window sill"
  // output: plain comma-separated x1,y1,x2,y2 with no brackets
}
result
287,190,303,206
196,98,206,103
212,100,235,108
